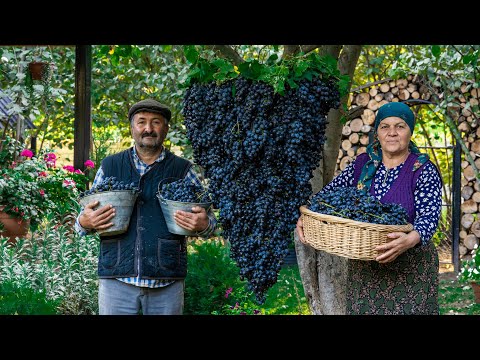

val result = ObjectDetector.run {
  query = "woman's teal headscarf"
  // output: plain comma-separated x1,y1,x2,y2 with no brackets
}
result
356,102,429,192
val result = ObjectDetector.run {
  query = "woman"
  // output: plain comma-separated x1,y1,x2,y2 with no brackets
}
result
297,101,442,315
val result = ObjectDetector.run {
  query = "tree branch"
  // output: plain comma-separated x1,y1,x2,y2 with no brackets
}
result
299,45,321,54
351,78,392,93
282,45,299,59
282,45,321,60
205,45,244,66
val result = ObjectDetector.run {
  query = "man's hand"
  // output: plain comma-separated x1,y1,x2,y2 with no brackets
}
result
174,206,209,233
79,200,116,231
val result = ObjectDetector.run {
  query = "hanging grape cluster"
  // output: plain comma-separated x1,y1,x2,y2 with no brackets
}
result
183,76,340,303
308,187,409,225
79,176,140,198
158,179,212,203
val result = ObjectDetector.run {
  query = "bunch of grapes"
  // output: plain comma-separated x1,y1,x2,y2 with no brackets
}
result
79,176,140,198
158,179,212,203
183,76,340,303
308,187,409,225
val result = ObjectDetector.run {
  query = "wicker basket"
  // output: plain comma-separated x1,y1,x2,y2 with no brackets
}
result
300,205,413,261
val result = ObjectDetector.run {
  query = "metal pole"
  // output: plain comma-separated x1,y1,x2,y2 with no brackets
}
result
452,139,461,273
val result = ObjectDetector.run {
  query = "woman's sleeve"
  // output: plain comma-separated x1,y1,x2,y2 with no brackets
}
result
413,162,443,245
320,161,357,194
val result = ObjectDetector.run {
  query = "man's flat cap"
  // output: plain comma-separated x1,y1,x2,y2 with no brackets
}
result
128,99,171,122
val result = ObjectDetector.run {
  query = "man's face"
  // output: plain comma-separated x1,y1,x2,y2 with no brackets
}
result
131,111,169,151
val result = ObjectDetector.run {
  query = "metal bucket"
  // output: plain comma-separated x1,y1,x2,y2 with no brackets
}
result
157,194,212,236
79,190,139,236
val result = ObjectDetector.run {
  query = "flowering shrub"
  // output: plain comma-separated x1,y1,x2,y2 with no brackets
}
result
0,135,94,228
458,244,480,283
211,285,262,315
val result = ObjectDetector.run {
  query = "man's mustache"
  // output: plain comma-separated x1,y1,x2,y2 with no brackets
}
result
142,132,157,138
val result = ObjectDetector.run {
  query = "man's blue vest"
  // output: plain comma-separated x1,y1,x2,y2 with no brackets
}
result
97,148,192,279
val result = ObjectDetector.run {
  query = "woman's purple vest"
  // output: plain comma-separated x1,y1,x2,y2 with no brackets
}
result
352,152,427,224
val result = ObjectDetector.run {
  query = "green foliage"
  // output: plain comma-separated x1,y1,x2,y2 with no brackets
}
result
0,46,70,148
0,45,191,157
458,245,480,283
184,239,251,315
89,126,128,181
184,239,310,315
0,280,60,315
260,265,310,315
183,45,348,97
438,275,480,315
353,45,405,88
390,45,480,194
0,217,99,314
164,121,194,161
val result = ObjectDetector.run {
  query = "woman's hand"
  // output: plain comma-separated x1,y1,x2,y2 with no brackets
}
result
374,230,421,263
296,216,307,244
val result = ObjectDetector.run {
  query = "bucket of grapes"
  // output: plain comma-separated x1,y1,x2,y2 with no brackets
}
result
78,177,141,236
156,178,212,236
300,187,413,260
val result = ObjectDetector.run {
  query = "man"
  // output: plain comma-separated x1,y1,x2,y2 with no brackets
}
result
76,99,216,315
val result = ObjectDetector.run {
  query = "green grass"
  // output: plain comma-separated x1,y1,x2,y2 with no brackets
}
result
260,265,310,315
438,276,480,315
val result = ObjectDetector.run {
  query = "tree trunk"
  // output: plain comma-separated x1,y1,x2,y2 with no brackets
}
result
295,45,362,315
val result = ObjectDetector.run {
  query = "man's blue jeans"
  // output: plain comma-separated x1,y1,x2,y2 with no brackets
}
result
98,278,184,315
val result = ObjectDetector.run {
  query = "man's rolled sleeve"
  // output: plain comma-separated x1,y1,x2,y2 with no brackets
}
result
74,216,91,236
195,213,217,238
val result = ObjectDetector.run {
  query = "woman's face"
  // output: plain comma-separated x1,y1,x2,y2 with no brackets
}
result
376,116,412,156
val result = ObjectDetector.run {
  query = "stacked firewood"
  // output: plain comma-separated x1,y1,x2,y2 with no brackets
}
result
457,86,480,256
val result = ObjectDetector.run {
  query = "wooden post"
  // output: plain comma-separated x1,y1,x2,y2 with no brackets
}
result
74,45,92,187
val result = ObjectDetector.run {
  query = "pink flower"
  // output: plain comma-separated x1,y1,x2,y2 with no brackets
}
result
225,287,233,298
44,153,57,168
39,189,45,197
38,171,48,177
84,160,95,169
63,165,75,173
74,169,84,174
20,149,34,158
63,179,76,188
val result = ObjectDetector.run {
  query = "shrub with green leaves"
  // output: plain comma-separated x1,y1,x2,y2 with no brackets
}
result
0,213,99,314
0,280,60,315
184,239,257,315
